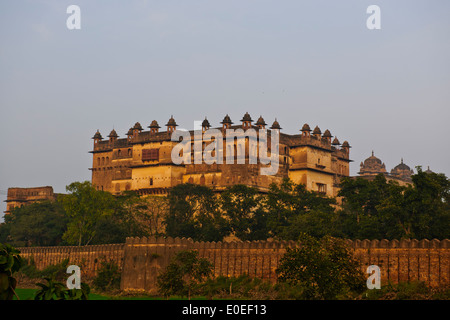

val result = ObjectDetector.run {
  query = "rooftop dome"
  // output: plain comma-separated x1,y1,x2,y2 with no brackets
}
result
166,115,178,127
270,119,281,130
241,112,253,122
301,123,311,132
148,120,161,129
322,129,332,138
108,129,118,138
202,117,211,128
390,159,413,181
133,122,143,131
359,151,387,176
312,126,321,135
341,141,351,148
332,137,341,145
256,115,266,126
92,130,103,140
221,114,233,124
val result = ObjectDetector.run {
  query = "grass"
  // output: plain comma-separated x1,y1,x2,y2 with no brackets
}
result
13,288,210,300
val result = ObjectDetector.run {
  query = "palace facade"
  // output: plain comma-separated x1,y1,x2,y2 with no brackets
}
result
90,113,352,197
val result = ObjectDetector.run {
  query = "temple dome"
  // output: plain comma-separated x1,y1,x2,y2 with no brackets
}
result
359,151,387,176
390,158,414,181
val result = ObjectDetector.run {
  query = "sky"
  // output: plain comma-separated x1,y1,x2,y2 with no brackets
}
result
1,0,449,221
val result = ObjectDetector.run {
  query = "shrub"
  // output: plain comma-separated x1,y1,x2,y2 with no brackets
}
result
276,233,366,299
157,250,213,299
34,277,90,300
0,243,23,300
93,260,121,292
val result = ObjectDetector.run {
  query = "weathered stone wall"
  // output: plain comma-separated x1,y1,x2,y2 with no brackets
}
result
120,237,450,293
18,238,450,293
18,244,125,278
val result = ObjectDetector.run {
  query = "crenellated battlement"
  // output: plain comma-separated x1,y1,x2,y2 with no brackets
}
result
18,237,450,293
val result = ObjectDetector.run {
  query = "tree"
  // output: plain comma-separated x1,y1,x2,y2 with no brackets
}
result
61,181,115,246
276,233,366,299
157,250,213,299
220,184,268,241
266,178,337,240
164,183,229,241
0,201,67,247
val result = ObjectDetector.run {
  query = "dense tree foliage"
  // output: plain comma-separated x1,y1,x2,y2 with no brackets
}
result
0,168,448,246
338,168,450,240
0,201,67,247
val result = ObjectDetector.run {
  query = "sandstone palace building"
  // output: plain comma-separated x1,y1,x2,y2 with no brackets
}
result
90,113,352,198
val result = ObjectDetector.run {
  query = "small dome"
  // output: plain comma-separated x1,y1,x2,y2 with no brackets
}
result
322,129,332,138
166,115,178,127
359,151,387,175
202,117,211,128
256,115,266,126
270,118,282,130
341,141,351,148
221,114,233,124
332,137,341,145
390,158,414,180
425,166,433,174
126,128,134,136
301,123,311,132
391,159,412,172
148,120,161,129
92,130,103,140
133,122,143,131
312,126,321,135
241,112,253,122
108,129,118,138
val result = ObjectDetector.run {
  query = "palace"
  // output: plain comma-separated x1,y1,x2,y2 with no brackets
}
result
357,151,422,186
90,113,352,197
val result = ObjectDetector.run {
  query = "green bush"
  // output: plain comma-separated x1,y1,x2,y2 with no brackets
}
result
93,260,121,292
276,234,366,300
0,243,23,300
362,281,450,300
34,277,90,300
19,257,69,282
157,250,213,298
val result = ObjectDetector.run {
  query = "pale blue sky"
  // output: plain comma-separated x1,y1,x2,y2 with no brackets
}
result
1,1,449,220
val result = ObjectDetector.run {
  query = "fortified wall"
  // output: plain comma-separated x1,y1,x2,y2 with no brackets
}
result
18,237,450,293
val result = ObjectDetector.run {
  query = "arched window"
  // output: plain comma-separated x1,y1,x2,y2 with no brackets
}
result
128,149,132,157
200,175,206,185
97,157,101,166
102,157,105,165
